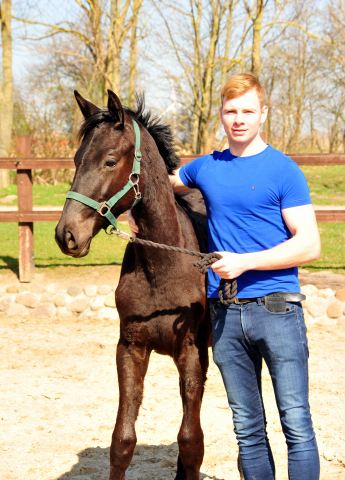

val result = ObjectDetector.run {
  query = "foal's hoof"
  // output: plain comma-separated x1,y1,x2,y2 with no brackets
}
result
174,455,187,480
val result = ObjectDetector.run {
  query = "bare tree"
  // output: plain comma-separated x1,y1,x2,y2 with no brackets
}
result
0,0,13,188
15,0,144,104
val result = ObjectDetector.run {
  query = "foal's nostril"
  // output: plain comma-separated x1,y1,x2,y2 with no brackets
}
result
65,230,77,250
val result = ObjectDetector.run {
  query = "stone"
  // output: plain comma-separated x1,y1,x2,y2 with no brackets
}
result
45,283,58,294
30,303,56,317
307,296,328,318
98,285,112,295
83,285,99,297
90,296,106,312
315,316,338,326
15,292,40,309
67,297,89,313
17,285,30,293
335,289,345,302
0,294,13,312
79,308,97,318
327,301,343,319
104,294,116,308
54,293,68,307
57,306,74,318
40,294,54,303
67,285,83,297
300,284,318,296
318,288,335,299
6,285,18,294
98,307,119,320
337,316,345,327
7,303,28,316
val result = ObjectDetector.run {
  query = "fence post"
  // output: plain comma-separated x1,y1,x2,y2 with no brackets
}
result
16,135,34,282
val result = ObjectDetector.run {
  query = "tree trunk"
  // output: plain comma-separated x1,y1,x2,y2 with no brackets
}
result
0,0,13,188
251,0,264,76
128,0,142,105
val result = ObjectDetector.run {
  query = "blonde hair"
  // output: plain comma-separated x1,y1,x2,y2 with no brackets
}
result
221,73,266,107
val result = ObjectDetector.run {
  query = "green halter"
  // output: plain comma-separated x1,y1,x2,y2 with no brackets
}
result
66,119,142,232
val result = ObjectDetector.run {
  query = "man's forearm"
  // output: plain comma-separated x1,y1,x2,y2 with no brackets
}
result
244,234,321,271
212,233,321,280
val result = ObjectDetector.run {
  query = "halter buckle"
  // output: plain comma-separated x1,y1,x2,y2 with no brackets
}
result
134,149,142,161
97,202,111,216
129,173,140,185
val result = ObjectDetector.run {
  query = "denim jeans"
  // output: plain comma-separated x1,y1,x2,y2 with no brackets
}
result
209,298,320,480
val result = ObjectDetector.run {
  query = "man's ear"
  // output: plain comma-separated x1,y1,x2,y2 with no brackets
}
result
219,105,224,124
260,105,268,124
107,90,125,129
74,91,100,118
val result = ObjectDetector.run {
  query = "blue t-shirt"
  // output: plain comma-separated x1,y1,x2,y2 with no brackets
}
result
179,145,312,298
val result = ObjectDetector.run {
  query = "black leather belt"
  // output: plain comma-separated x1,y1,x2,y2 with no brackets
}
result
234,292,305,305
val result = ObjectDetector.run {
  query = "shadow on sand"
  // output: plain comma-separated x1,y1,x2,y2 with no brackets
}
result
55,442,226,480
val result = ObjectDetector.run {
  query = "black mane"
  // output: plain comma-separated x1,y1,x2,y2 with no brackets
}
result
77,94,180,175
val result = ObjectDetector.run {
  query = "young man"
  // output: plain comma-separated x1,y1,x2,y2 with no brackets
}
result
129,73,321,480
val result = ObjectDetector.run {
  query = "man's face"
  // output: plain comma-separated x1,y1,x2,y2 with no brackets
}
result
219,88,268,146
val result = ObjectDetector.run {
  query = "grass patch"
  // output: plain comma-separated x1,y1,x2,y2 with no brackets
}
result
303,222,345,274
0,221,131,275
300,165,345,205
0,221,344,276
0,166,344,207
0,183,71,207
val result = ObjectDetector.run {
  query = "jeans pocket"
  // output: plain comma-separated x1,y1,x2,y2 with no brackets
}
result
260,301,297,316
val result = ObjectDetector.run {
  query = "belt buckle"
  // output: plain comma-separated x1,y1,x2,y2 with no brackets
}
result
235,298,249,305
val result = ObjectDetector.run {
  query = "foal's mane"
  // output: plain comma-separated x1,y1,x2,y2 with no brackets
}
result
77,94,180,175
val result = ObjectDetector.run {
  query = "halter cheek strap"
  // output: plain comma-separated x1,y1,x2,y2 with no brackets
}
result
66,119,142,232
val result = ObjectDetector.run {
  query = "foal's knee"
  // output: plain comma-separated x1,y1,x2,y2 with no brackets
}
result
177,427,204,465
111,432,137,464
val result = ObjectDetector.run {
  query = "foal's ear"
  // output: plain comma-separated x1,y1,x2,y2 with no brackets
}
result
107,90,125,129
74,91,100,118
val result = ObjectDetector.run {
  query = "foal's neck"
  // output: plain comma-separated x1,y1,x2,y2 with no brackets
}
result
131,148,185,273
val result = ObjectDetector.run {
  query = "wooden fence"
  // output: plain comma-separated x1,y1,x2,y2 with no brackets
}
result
1,135,345,282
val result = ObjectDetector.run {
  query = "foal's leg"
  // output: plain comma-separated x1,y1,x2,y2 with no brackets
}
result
109,340,150,480
174,343,208,480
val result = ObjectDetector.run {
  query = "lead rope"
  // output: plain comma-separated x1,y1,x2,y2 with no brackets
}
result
109,229,237,305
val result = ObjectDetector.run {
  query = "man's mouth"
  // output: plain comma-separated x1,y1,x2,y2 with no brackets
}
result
232,129,247,134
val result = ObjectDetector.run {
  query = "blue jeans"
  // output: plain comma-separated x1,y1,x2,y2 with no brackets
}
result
209,298,320,480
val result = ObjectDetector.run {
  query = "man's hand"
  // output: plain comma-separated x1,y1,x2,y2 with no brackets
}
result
211,252,251,279
127,210,139,236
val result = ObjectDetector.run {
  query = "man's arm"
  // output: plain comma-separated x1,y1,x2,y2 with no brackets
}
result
127,168,190,234
169,168,191,193
211,204,321,279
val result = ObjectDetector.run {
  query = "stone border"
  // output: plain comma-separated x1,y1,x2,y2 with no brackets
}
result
301,284,345,326
0,283,118,320
1,282,345,325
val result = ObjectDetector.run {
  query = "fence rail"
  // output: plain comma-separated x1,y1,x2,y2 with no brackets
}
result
1,135,345,282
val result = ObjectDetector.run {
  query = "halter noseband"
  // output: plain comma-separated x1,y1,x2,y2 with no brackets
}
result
66,119,142,232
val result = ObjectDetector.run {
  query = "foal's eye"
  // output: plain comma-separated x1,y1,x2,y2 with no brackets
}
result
104,160,117,168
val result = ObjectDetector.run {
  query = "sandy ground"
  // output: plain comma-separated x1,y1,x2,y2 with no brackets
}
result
0,310,344,480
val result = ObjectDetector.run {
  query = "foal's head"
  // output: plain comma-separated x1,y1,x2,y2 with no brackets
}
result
55,90,179,258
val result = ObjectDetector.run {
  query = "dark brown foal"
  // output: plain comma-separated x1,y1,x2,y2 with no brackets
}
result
55,90,212,480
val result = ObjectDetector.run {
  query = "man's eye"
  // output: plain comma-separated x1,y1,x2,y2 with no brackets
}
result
104,160,117,168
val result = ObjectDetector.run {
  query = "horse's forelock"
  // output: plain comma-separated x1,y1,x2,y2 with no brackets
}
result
77,94,180,175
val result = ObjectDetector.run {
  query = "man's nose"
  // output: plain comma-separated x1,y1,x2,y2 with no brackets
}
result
234,113,244,124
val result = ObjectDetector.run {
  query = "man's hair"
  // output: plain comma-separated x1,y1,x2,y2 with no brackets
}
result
221,73,266,107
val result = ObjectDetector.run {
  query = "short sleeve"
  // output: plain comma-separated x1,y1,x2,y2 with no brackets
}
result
280,160,312,209
179,155,209,189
